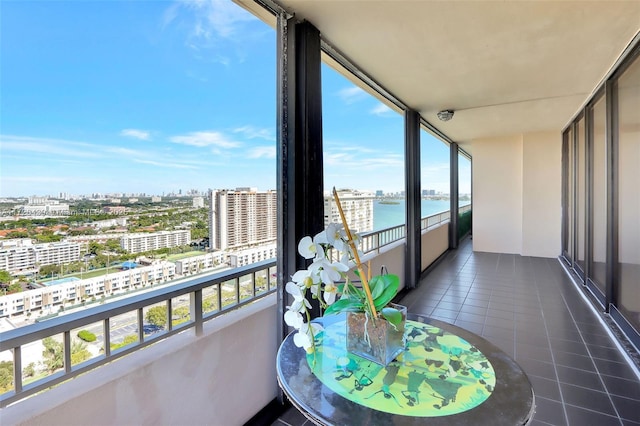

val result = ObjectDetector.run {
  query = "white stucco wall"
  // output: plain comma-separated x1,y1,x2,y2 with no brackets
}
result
421,223,449,270
522,131,562,257
472,135,524,254
471,132,562,257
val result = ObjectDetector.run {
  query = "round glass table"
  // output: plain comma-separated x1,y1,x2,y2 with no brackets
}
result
276,313,535,425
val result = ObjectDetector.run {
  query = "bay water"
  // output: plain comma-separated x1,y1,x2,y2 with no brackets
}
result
373,199,470,231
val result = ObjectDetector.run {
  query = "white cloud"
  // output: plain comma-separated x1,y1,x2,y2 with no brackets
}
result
134,159,198,169
183,0,257,38
0,135,102,158
170,131,241,148
120,129,151,140
167,0,258,57
233,125,274,141
370,103,394,116
324,143,403,170
337,86,366,104
247,146,276,159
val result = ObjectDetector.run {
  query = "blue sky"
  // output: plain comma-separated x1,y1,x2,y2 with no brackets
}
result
0,0,469,198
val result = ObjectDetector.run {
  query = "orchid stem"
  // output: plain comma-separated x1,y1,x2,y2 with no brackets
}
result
332,187,378,318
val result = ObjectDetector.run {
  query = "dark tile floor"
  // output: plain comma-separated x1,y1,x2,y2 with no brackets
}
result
272,238,640,425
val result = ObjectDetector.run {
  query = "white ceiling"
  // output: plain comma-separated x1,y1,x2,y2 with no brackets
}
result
242,1,640,153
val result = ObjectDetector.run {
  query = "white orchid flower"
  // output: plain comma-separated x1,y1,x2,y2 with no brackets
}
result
284,309,304,328
293,327,313,350
285,281,311,312
291,268,320,289
323,282,338,305
311,258,349,285
325,223,348,252
313,229,329,245
292,322,324,352
298,236,318,259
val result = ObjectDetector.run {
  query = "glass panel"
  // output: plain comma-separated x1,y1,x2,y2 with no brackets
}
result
202,284,219,315
576,118,586,276
567,127,575,261
321,64,404,232
142,302,168,338
617,57,640,333
420,130,451,221
110,311,139,352
591,97,607,292
458,154,472,237
71,321,104,366
171,296,190,327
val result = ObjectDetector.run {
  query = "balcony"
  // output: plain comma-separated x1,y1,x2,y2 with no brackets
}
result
1,211,639,425
1,0,638,424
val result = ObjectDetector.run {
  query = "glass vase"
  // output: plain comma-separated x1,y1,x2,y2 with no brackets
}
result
346,303,407,366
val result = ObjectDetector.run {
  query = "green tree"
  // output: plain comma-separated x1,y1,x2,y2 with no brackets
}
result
145,306,167,327
42,337,92,372
6,282,22,294
23,362,36,378
88,241,102,254
0,361,13,393
173,306,189,319
0,270,11,285
42,337,64,373
40,264,61,278
70,340,91,366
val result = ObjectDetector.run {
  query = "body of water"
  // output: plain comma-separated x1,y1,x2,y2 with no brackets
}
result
373,199,470,231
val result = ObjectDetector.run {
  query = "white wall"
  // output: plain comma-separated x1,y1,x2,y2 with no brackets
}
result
471,131,561,257
421,223,449,270
522,131,562,257
472,135,524,254
2,295,279,426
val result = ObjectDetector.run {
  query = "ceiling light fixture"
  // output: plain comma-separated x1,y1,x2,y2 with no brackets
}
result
437,110,454,122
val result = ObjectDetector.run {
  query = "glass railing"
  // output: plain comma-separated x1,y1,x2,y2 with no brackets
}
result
0,206,470,407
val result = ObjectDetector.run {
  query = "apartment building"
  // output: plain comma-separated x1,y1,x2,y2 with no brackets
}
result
174,251,227,275
324,189,374,233
227,243,277,268
0,239,81,274
208,188,277,251
119,230,191,254
0,261,176,317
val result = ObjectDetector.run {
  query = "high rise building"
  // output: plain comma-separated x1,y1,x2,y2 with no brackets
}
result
324,189,374,233
208,188,277,251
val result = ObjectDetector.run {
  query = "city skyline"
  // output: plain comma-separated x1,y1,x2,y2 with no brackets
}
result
0,0,470,198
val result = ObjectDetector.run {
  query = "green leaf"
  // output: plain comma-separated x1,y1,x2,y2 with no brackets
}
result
324,298,364,316
372,274,399,311
381,307,403,326
369,275,385,300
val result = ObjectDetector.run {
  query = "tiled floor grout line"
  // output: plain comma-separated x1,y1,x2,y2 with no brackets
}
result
558,259,640,382
536,259,571,426
552,264,625,425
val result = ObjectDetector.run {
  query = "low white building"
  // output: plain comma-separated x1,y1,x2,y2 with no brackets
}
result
0,261,176,317
174,252,228,275
227,243,277,268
